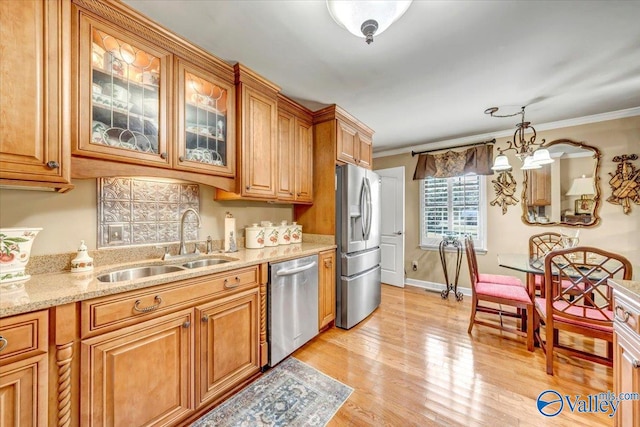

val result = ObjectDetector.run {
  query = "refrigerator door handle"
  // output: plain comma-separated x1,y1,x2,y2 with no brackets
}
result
363,177,372,240
359,178,367,238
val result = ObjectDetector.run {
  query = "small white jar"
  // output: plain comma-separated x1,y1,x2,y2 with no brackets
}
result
245,224,265,249
278,221,291,245
71,240,94,273
290,222,302,244
263,222,279,247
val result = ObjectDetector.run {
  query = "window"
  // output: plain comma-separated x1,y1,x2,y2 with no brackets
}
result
419,174,487,251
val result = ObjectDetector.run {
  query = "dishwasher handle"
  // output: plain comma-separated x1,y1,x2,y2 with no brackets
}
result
275,261,317,276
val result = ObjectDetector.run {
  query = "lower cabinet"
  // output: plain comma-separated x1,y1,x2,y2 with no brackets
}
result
318,250,336,330
81,309,194,427
196,287,260,405
0,310,48,427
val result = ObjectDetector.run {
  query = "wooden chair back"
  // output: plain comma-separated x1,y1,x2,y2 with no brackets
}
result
464,235,479,288
544,246,633,326
529,232,563,259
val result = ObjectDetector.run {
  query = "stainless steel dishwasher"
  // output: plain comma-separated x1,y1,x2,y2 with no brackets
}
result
268,254,319,366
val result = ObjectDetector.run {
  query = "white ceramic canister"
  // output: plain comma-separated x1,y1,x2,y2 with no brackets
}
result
263,222,279,247
290,221,302,244
278,221,291,245
245,224,265,249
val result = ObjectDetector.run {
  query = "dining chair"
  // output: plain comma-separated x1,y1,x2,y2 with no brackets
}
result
464,235,534,351
535,246,633,375
528,232,563,296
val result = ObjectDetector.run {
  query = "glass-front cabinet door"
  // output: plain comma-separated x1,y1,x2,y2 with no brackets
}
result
176,59,235,177
75,15,171,166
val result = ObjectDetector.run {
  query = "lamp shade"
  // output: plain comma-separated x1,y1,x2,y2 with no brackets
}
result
566,176,595,196
491,154,512,171
327,1,412,40
521,155,542,170
531,148,554,165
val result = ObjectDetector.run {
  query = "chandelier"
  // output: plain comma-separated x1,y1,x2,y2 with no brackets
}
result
484,106,554,171
326,1,413,44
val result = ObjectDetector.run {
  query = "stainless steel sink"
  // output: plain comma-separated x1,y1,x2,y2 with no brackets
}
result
97,265,185,283
181,258,231,269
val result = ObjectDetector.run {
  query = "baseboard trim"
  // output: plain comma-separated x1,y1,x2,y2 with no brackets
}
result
405,278,472,297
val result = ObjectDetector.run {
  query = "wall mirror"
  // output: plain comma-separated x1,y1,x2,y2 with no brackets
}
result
521,138,601,227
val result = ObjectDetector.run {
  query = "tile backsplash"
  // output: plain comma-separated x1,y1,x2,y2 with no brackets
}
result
98,177,200,247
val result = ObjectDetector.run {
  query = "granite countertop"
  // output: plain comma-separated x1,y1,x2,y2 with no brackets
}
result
0,243,335,318
609,279,640,301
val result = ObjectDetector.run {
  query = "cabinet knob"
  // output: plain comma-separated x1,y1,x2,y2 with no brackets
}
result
634,360,640,369
324,259,332,268
179,155,185,162
297,193,301,197
290,192,293,195
182,321,191,329
160,152,167,159
133,295,163,313
246,186,250,190
201,315,209,322
0,336,7,352
46,160,60,169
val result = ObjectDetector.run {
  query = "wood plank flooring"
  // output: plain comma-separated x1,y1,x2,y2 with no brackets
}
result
294,285,613,427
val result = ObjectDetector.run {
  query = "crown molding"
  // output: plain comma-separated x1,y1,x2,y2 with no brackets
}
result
373,106,640,159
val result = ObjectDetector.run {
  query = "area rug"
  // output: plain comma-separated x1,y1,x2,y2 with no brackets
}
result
192,357,353,427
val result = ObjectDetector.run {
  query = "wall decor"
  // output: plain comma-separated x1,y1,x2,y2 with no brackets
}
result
607,154,640,214
98,177,200,247
490,170,519,215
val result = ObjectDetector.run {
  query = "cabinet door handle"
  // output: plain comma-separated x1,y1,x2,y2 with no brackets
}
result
0,336,7,352
160,152,167,159
201,315,209,322
133,295,162,313
179,155,185,162
633,360,640,369
182,321,191,329
223,276,241,289
615,305,631,323
46,160,60,169
324,259,332,268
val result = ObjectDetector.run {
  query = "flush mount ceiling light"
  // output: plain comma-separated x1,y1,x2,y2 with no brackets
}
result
485,105,554,171
326,0,413,44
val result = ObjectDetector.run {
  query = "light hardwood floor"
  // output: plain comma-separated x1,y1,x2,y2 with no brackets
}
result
294,285,613,427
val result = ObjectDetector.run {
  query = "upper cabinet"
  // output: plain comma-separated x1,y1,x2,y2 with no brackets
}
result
277,95,313,204
317,105,374,170
70,0,236,191
0,0,72,192
235,64,279,199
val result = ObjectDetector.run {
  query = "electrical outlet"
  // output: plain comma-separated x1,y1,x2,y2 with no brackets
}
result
412,260,418,271
108,224,124,244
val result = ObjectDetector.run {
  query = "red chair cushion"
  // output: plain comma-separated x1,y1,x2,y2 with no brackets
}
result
534,275,544,287
476,282,531,303
535,298,613,333
478,273,523,287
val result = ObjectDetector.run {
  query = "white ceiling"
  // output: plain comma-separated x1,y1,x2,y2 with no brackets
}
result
124,0,640,155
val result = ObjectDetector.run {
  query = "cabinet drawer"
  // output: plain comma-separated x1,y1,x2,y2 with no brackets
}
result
0,310,48,364
614,291,640,336
82,266,259,338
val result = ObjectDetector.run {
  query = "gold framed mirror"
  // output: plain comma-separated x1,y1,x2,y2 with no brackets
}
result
521,138,601,227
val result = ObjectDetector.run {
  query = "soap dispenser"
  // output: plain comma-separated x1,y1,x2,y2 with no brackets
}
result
71,240,94,273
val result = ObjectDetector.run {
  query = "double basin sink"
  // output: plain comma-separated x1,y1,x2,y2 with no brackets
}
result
97,258,232,283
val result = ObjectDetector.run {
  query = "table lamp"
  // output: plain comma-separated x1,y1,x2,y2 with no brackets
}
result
566,175,595,214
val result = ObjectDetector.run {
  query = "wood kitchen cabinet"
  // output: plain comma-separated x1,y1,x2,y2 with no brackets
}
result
0,0,72,192
196,287,260,405
318,250,336,330
81,309,194,427
612,283,640,427
277,95,314,204
70,0,237,191
0,310,49,427
294,104,374,236
526,165,551,207
215,64,279,200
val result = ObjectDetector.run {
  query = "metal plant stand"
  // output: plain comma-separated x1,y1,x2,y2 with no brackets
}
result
439,234,463,301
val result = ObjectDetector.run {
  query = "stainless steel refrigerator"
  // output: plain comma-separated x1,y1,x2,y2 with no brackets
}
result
335,163,381,329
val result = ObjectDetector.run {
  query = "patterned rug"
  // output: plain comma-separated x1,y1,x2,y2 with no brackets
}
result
192,357,353,427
